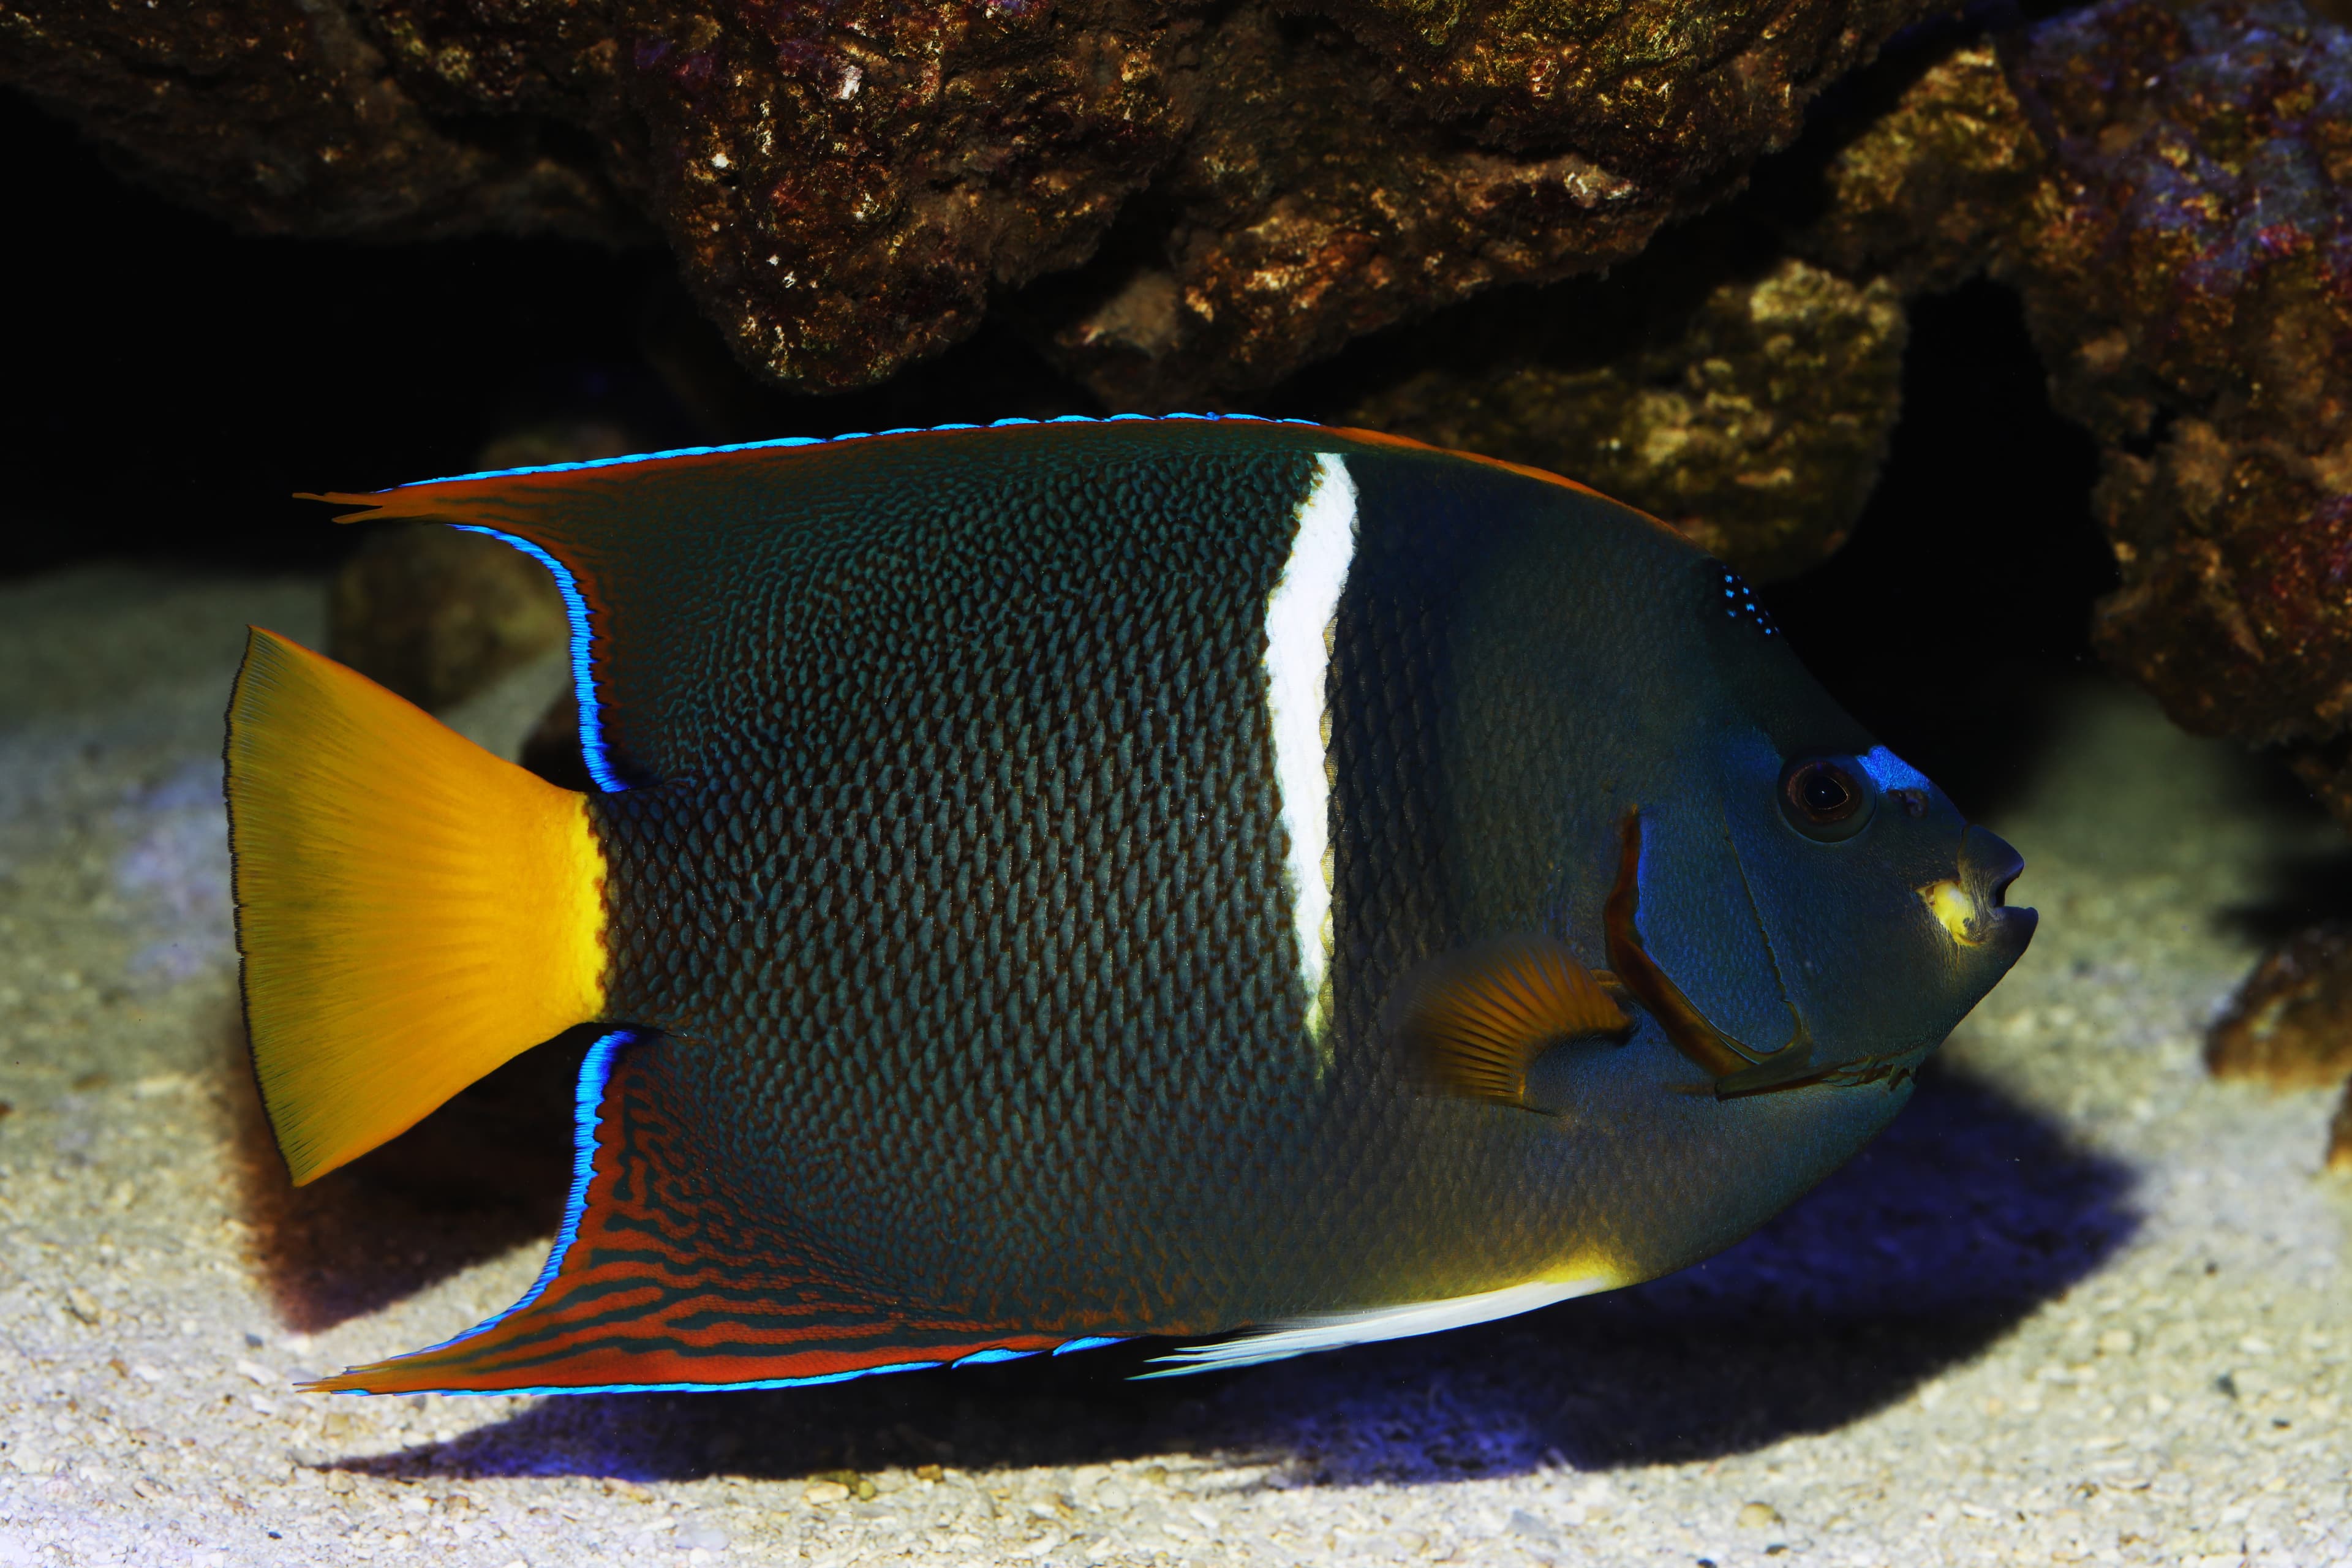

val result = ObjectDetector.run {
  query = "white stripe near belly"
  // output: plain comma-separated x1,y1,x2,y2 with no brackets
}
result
1261,452,1357,1021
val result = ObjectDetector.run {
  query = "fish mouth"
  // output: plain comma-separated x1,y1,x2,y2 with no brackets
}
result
1924,824,2038,954
1610,811,2037,1101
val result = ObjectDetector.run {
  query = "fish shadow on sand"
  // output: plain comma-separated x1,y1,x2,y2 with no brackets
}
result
225,1012,592,1333
328,1057,2134,1486
2218,842,2352,946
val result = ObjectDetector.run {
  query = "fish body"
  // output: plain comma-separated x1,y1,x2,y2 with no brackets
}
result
224,416,2034,1394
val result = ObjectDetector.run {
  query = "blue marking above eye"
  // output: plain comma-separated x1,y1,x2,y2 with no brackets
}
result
1858,745,1932,795
1718,570,1779,637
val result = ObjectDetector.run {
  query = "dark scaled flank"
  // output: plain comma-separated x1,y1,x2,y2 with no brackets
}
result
260,418,2034,1396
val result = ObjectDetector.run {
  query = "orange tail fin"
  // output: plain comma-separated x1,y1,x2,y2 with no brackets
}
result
225,628,607,1183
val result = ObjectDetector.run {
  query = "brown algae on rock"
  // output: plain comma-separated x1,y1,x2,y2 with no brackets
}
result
3,0,1936,396
2208,922,2352,1093
1343,257,1904,581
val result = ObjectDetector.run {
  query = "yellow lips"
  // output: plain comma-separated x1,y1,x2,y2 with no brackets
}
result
1920,878,1993,946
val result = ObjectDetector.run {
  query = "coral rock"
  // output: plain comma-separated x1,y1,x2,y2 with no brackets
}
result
329,526,569,714
1041,2,1934,407
1795,39,2052,297
0,0,633,240
1340,256,1904,581
2008,6,2352,753
2,0,1939,398
2206,922,2352,1091
1789,8,2352,767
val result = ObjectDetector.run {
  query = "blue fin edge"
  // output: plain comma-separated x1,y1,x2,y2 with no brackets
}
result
331,1032,1129,1396
404,1028,631,1359
390,412,1322,490
449,526,625,794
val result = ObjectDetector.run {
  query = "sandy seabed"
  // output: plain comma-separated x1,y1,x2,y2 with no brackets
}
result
1,565,2347,1568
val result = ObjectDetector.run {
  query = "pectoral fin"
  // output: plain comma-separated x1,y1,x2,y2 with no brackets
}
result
1392,937,1629,1112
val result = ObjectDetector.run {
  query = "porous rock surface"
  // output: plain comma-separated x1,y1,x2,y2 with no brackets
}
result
328,529,569,714
2208,922,2352,1093
1794,4,2352,765
1330,3,2352,593
0,0,1937,398
1334,254,1906,582
2206,922,2352,1170
0,0,638,243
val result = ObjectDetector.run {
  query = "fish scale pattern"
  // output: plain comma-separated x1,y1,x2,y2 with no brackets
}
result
586,443,1355,1333
1317,467,1560,1295
299,419,2034,1395
1326,500,1461,1072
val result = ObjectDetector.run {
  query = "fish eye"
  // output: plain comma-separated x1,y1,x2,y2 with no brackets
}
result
1779,758,1875,843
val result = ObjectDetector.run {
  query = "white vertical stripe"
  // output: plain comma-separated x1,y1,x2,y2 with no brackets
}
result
1263,453,1357,1016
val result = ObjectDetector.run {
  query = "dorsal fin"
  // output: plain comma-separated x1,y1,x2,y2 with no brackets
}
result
299,417,1673,793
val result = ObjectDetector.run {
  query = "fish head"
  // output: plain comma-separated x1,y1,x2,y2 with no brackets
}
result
1643,563,2037,1094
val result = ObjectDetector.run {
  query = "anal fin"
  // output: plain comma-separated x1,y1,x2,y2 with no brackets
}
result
311,1035,1107,1395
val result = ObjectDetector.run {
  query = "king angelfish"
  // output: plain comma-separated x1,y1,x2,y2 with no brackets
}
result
223,416,2036,1395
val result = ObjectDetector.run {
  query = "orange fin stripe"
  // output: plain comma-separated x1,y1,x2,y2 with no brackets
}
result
1316,425,1615,501
311,1041,1094,1395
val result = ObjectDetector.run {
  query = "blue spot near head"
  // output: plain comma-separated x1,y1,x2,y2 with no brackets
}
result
1718,569,1779,638
450,527,627,793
